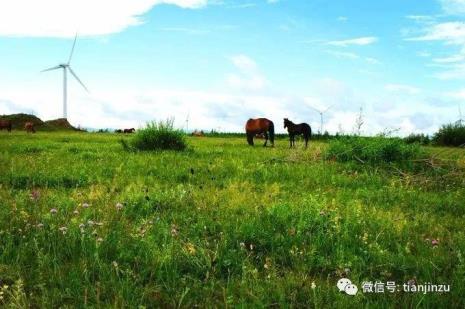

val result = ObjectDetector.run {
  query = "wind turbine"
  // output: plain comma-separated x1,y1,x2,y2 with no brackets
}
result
308,104,334,134
185,111,190,132
41,34,88,119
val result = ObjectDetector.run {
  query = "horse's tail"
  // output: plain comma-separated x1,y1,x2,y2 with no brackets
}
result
269,121,275,145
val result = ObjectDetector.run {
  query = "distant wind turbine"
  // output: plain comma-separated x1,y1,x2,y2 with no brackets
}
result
41,34,89,119
308,104,334,134
185,111,190,132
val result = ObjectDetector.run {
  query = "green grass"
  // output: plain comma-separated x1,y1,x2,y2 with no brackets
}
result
0,131,464,307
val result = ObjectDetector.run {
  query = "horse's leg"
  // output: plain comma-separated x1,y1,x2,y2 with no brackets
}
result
263,131,268,147
247,133,254,146
289,134,292,148
304,135,308,148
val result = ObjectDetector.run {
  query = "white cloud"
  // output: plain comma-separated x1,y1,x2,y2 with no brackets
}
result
337,16,348,22
327,36,378,47
227,55,266,91
0,0,208,38
326,50,359,60
385,84,421,95
326,51,380,64
433,54,465,63
440,0,465,15
406,22,465,44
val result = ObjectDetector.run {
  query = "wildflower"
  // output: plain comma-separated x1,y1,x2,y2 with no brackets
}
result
171,224,179,237
50,208,57,214
112,261,118,268
58,226,67,234
73,210,79,215
87,220,95,227
239,242,246,249
79,223,85,229
36,223,44,228
30,190,40,202
431,239,439,247
264,257,272,270
97,237,103,243
2,285,8,289
116,202,123,210
311,281,316,289
82,203,90,208
185,243,196,255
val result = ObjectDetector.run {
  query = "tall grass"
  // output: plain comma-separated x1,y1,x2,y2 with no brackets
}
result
125,119,187,151
0,132,464,307
325,136,424,165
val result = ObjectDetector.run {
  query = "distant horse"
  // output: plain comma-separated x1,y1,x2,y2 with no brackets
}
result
123,128,135,133
24,122,36,133
0,119,12,132
245,118,274,147
284,118,311,148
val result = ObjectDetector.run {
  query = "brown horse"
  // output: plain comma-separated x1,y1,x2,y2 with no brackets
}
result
0,119,12,132
245,118,274,147
25,122,36,133
284,118,311,148
123,128,135,133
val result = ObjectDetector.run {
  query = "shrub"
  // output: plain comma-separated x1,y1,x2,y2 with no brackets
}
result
432,122,465,147
325,136,424,165
126,119,187,151
404,133,430,145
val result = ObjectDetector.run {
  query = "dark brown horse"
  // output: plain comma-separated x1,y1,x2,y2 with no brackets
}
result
123,128,135,133
0,119,12,132
25,122,36,133
284,118,311,148
245,118,274,147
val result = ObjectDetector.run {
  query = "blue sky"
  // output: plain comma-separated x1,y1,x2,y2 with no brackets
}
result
1,0,465,134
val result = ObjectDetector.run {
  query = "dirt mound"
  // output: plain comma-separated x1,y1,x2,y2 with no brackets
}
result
0,114,79,131
44,118,79,131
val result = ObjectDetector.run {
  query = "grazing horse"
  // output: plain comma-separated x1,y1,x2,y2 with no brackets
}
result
284,118,311,148
123,128,135,133
0,119,12,132
245,118,274,147
24,122,36,133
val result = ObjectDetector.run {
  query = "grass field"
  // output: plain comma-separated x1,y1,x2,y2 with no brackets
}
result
1,132,464,307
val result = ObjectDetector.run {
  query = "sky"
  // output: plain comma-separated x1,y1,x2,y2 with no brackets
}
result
1,0,465,135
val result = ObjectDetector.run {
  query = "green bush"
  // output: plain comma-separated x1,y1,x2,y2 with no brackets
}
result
126,119,187,151
433,122,465,147
404,133,430,145
325,136,424,165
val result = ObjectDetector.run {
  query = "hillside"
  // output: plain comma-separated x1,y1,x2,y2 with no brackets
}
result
0,113,79,131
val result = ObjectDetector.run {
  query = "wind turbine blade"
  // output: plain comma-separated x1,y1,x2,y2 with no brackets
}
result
307,105,322,113
68,33,78,64
68,67,89,92
322,105,334,114
41,65,61,72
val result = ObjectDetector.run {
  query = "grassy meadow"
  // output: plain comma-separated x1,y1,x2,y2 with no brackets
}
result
0,131,464,307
